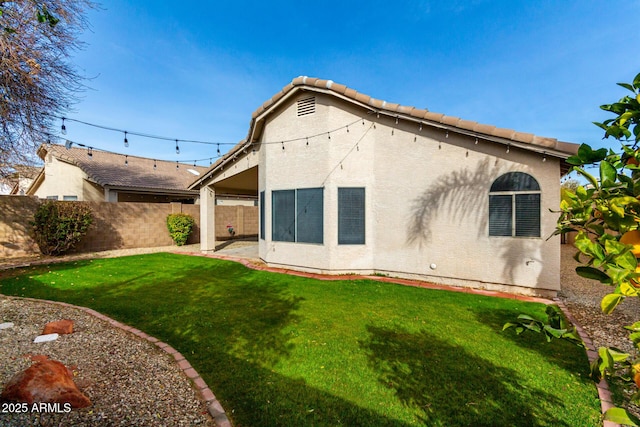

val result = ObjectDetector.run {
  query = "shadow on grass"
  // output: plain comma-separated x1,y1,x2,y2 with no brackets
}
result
360,325,571,427
470,306,593,374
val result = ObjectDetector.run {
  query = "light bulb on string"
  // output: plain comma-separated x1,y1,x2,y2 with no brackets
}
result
61,118,67,135
475,137,478,145
125,155,128,166
209,158,213,165
217,144,221,156
153,160,157,170
506,144,510,154
328,132,331,140
175,140,180,155
419,124,423,132
124,131,129,148
445,131,449,139
87,147,92,157
542,152,547,162
306,137,309,146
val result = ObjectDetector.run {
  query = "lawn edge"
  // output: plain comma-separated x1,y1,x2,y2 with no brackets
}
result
0,293,231,427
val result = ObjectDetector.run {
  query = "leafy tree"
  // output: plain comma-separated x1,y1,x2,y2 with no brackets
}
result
539,73,640,426
0,0,94,177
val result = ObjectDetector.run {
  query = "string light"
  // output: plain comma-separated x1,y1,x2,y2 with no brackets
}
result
124,155,128,166
328,132,331,140
445,130,449,139
175,140,180,155
506,144,510,154
282,141,285,151
419,124,423,132
542,152,547,162
217,144,221,156
87,147,92,157
49,114,232,147
176,161,179,169
475,137,478,145
153,160,157,170
61,118,67,135
306,137,309,146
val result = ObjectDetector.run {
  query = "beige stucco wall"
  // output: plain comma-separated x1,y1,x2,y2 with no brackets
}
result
30,156,103,201
254,93,562,296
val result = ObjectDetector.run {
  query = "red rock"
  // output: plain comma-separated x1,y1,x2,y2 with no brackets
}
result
1,359,91,408
42,319,74,335
24,354,50,363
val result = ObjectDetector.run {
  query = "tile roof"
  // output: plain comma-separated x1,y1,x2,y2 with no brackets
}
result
190,76,579,189
252,76,578,154
39,144,209,192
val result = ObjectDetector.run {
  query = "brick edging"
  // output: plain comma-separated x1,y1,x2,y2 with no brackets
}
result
554,299,619,427
0,294,231,427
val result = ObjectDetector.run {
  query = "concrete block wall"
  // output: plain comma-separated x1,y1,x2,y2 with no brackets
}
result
0,196,258,258
0,196,41,258
215,205,259,241
0,196,201,258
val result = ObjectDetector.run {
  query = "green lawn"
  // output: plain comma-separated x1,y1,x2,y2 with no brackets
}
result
0,253,601,426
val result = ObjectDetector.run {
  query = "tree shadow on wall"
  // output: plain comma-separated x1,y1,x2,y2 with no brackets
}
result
406,158,495,248
70,212,124,253
360,324,570,427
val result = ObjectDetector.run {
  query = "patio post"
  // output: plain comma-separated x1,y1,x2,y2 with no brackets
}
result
200,185,216,253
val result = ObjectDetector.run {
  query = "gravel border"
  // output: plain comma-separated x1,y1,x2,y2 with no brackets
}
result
0,295,228,427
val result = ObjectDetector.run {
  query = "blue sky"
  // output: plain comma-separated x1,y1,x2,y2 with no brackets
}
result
59,0,640,171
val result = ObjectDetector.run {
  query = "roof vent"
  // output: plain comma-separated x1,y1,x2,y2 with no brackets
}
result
297,96,316,116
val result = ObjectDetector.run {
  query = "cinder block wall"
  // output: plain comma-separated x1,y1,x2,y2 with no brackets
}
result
0,196,41,258
71,202,202,253
215,205,259,241
0,196,258,258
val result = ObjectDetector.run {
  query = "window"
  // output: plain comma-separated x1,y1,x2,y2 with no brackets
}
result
338,188,365,244
260,191,265,240
489,172,540,237
272,188,323,243
46,195,58,200
63,195,78,201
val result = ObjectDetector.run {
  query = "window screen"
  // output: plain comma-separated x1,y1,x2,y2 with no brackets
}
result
488,195,512,237
338,188,365,245
515,193,540,237
271,188,324,243
489,173,540,238
296,188,323,243
260,191,265,240
272,190,295,242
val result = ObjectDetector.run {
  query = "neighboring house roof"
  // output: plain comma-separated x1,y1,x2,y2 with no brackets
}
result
33,144,209,193
4,165,39,195
190,76,580,189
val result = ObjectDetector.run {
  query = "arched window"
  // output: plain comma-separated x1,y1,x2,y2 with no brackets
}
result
489,172,541,237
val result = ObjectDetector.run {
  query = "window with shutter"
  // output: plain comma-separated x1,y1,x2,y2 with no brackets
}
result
489,172,540,238
338,188,365,244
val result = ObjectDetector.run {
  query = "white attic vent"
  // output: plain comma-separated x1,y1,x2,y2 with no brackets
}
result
297,96,316,116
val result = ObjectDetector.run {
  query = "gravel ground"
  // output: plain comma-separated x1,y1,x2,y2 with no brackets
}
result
0,296,215,427
558,244,640,354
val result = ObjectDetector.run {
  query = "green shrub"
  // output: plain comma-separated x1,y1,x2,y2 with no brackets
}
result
166,213,195,246
32,201,93,255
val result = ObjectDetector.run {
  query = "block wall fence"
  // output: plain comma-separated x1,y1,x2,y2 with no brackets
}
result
0,196,257,259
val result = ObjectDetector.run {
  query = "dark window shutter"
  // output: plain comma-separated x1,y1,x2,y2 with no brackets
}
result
338,188,365,244
259,191,265,240
297,188,323,243
272,190,295,242
515,193,541,237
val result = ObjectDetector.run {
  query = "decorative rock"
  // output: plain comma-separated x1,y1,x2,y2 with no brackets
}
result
1,359,91,408
34,333,59,343
42,319,74,335
0,322,14,330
